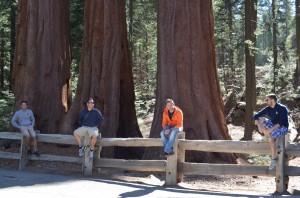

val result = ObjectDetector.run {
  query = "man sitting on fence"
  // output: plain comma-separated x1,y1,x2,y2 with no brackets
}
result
73,98,103,159
160,99,183,155
253,94,289,170
11,100,40,157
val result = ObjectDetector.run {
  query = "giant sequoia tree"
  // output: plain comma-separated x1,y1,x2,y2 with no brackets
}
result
12,0,71,133
146,0,236,163
296,0,300,80
60,0,142,158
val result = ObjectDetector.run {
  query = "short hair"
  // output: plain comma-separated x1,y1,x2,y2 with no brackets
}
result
267,94,277,102
166,99,174,104
20,100,28,105
87,97,94,103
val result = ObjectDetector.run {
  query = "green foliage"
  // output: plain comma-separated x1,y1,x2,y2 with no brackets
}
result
243,153,271,166
70,0,84,98
126,0,157,116
0,89,14,131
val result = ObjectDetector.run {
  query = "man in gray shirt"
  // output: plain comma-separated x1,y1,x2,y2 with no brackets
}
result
11,101,40,157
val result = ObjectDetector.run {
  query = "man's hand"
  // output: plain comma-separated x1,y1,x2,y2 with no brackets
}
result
164,129,171,135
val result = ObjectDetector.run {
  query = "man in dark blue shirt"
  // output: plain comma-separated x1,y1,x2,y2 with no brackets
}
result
253,94,288,170
73,98,103,159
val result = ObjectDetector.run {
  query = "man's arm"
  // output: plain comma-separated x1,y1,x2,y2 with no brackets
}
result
30,110,35,127
253,106,268,121
11,112,20,129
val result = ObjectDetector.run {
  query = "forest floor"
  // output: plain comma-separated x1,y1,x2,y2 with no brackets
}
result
1,113,300,195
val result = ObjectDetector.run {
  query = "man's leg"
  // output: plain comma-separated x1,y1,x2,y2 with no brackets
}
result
160,130,168,147
74,127,88,157
268,137,277,159
88,127,99,159
256,117,270,137
74,127,85,147
164,128,181,153
27,126,38,152
20,127,31,151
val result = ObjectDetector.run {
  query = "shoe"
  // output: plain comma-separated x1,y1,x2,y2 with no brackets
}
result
33,151,40,157
269,159,277,170
79,146,86,157
27,149,33,155
89,150,94,159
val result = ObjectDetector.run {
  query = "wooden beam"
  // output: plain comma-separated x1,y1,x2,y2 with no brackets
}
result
177,133,185,183
0,132,22,140
179,140,271,154
0,151,20,159
97,138,162,147
182,162,275,176
27,154,81,164
36,134,77,145
94,158,166,172
19,135,27,170
286,166,300,176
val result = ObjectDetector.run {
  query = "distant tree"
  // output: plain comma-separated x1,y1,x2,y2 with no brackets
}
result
60,0,142,158
145,0,236,163
272,0,278,93
244,0,257,140
12,0,71,133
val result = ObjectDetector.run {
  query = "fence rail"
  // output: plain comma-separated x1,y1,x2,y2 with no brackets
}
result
1,131,300,193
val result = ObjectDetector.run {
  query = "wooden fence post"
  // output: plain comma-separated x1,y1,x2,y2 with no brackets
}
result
177,132,185,183
284,134,290,190
82,136,93,176
276,135,286,193
166,132,183,185
95,133,102,173
19,135,27,170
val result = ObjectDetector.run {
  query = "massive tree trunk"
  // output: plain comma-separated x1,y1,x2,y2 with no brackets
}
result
145,0,236,163
60,0,142,158
0,29,4,88
243,0,257,140
12,0,71,133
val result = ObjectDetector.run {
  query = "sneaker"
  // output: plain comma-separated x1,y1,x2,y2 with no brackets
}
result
27,149,33,155
89,150,94,159
79,146,86,157
269,159,277,170
33,151,40,157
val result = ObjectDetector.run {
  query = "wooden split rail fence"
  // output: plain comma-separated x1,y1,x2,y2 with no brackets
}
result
1,132,300,193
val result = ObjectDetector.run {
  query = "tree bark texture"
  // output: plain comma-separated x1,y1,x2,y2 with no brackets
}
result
296,0,300,78
145,0,236,163
10,2,17,91
60,0,142,158
244,0,257,140
12,0,71,133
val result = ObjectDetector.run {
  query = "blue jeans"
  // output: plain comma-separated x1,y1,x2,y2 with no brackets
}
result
160,126,182,153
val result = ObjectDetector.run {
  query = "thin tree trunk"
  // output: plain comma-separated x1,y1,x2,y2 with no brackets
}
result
272,0,278,93
227,0,235,81
144,0,236,163
9,1,17,91
60,0,142,158
296,0,300,80
12,0,71,133
0,29,4,88
244,0,257,140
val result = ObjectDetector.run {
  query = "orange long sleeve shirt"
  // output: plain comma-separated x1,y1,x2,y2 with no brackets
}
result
162,106,183,129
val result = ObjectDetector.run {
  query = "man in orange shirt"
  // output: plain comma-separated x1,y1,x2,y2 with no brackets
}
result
160,99,183,155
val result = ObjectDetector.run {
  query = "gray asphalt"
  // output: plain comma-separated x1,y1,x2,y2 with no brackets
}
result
0,168,297,197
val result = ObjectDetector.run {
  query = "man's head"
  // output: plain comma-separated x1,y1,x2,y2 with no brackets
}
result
86,97,95,110
20,101,28,110
166,99,175,112
265,94,277,108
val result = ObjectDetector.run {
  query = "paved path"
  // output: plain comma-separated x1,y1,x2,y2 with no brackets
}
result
0,168,297,197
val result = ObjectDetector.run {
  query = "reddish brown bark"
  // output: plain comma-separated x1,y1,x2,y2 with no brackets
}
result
12,0,71,133
60,0,142,158
145,0,236,163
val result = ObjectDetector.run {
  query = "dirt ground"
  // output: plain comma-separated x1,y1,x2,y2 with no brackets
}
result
1,120,300,195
